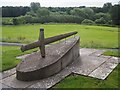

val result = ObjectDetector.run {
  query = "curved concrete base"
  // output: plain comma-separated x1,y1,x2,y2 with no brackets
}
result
16,36,80,81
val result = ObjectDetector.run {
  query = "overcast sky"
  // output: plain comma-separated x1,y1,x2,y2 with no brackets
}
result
0,0,119,7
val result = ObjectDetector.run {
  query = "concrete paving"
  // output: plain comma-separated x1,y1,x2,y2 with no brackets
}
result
0,48,119,89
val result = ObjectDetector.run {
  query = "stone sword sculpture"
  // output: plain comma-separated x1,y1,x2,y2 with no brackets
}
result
16,28,80,81
21,28,78,58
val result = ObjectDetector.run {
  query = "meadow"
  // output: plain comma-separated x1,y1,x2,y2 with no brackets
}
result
2,24,119,49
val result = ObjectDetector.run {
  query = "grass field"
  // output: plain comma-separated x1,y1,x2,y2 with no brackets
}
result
2,24,119,49
103,50,120,57
1,46,38,71
1,24,119,88
53,65,119,88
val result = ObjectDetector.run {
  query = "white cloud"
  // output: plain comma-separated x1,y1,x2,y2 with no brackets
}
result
0,0,119,7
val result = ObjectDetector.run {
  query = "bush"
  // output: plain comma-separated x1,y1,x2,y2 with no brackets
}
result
13,18,19,25
81,19,95,25
95,17,106,24
2,18,13,25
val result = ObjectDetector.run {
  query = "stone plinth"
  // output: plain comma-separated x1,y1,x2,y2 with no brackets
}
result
16,36,80,81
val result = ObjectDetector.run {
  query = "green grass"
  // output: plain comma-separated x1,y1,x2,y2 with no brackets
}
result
103,50,120,57
1,46,39,71
53,64,119,88
1,24,119,49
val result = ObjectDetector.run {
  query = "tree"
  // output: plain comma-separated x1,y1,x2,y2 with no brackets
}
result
95,17,106,24
36,8,50,17
81,19,95,25
30,2,40,13
82,7,94,20
13,18,18,25
110,4,120,25
95,13,111,22
103,3,112,13
70,8,94,20
70,8,86,19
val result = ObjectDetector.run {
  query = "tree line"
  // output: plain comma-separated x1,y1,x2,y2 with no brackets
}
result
2,6,30,17
2,2,120,26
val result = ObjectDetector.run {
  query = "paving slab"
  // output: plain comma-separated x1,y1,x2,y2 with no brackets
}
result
1,74,37,88
89,61,118,80
28,67,71,88
0,80,1,90
111,57,120,64
80,48,98,56
2,68,16,79
106,57,118,64
90,50,105,57
2,83,12,88
72,56,107,76
99,55,112,59
0,72,2,80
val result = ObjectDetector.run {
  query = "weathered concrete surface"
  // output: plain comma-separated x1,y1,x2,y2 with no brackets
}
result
1,48,119,89
2,68,16,79
89,62,118,80
16,54,30,59
16,36,80,81
72,56,107,75
90,50,105,57
80,48,98,56
28,67,71,88
1,74,37,88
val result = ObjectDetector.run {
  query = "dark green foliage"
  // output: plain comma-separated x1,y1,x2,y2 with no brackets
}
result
70,8,94,20
81,19,95,25
110,5,120,25
13,18,18,25
37,8,50,17
94,13,111,24
103,3,112,13
30,2,40,13
2,6,30,17
2,18,13,25
2,2,120,26
95,17,106,24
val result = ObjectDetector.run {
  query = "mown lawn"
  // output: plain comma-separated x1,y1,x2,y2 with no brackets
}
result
1,46,38,71
2,24,119,49
103,50,120,57
53,65,119,88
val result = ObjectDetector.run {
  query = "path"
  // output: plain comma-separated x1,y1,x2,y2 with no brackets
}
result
0,48,119,89
0,42,25,46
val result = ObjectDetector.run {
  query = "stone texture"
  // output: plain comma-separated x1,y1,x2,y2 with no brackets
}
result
28,67,71,88
80,48,98,56
72,56,107,75
2,83,11,88
16,37,80,81
0,81,2,90
2,68,16,79
16,54,30,59
106,57,118,64
90,50,105,57
89,61,118,80
99,55,111,59
1,48,119,89
0,72,2,80
1,74,37,88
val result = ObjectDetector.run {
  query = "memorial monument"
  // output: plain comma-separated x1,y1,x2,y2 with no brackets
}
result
16,28,80,81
